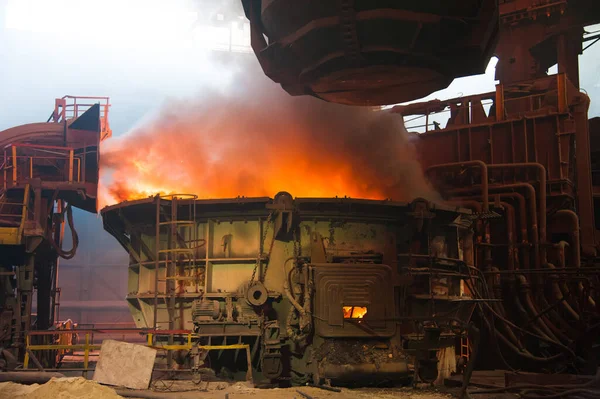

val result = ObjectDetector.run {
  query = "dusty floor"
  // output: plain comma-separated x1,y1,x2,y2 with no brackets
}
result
0,378,458,399
138,380,456,399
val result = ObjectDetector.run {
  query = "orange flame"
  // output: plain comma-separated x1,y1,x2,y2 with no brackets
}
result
99,70,437,208
343,306,368,319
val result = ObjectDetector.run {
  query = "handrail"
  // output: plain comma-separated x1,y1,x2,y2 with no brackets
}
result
392,74,572,132
62,95,110,100
4,143,74,151
24,329,253,381
1,143,92,187
52,95,111,140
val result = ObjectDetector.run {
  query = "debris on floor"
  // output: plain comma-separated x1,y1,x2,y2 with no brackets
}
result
0,377,124,399
0,381,40,397
0,376,459,399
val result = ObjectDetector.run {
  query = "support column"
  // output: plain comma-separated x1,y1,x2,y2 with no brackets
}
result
573,96,597,255
35,256,53,331
557,29,583,89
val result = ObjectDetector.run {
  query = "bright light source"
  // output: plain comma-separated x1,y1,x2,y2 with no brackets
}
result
6,0,194,47
5,0,250,53
343,306,368,319
7,0,194,34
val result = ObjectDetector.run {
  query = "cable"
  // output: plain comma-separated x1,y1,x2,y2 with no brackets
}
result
462,266,577,362
470,370,600,397
47,203,79,260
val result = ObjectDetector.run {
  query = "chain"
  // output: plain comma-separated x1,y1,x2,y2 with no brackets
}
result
293,228,299,259
251,212,273,283
339,0,362,65
262,231,276,282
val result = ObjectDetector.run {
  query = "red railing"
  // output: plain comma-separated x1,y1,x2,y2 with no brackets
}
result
51,95,111,140
3,143,81,189
391,73,573,133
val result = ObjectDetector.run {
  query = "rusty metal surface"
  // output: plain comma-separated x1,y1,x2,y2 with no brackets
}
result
243,0,600,106
496,0,600,87
397,70,600,373
101,194,475,384
0,96,109,368
241,0,498,105
311,263,395,338
2,0,599,385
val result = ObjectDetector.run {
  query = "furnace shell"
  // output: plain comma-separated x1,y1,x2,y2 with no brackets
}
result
102,192,475,384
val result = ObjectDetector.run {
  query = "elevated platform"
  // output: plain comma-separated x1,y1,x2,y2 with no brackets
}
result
0,96,110,364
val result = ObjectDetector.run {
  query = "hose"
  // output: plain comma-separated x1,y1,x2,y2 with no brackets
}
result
546,263,580,321
470,369,600,398
284,260,313,343
283,257,304,314
462,265,578,362
47,203,79,259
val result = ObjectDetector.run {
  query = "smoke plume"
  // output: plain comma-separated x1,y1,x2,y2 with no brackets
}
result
100,62,437,207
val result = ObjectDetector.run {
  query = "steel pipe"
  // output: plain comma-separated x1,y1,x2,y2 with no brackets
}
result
449,183,540,269
426,161,489,211
0,372,65,384
456,193,530,270
553,210,595,309
487,163,547,262
448,199,523,348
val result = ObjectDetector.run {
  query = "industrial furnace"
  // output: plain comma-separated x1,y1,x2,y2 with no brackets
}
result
102,193,476,384
2,0,600,393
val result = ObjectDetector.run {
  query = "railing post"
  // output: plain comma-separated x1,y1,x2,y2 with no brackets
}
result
68,150,74,183
29,157,33,179
4,149,7,191
557,73,568,113
82,149,87,183
74,158,81,182
495,84,505,121
23,334,30,369
12,146,17,186
147,333,153,347
245,345,253,382
83,333,90,378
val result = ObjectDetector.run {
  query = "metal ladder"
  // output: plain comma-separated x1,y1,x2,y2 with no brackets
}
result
153,194,199,368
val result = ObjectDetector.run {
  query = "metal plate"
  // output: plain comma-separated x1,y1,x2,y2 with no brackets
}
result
312,263,395,338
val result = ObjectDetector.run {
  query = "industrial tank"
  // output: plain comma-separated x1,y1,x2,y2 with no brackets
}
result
241,0,499,105
102,192,476,384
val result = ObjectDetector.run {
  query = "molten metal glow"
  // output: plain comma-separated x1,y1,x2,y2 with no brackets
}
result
100,70,438,208
343,306,368,319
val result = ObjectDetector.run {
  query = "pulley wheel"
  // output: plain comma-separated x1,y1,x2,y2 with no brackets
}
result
246,282,268,306
417,359,439,383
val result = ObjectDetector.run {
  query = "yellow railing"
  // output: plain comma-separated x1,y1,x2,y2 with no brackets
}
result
24,330,253,381
24,332,99,378
146,332,253,381
0,183,31,245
